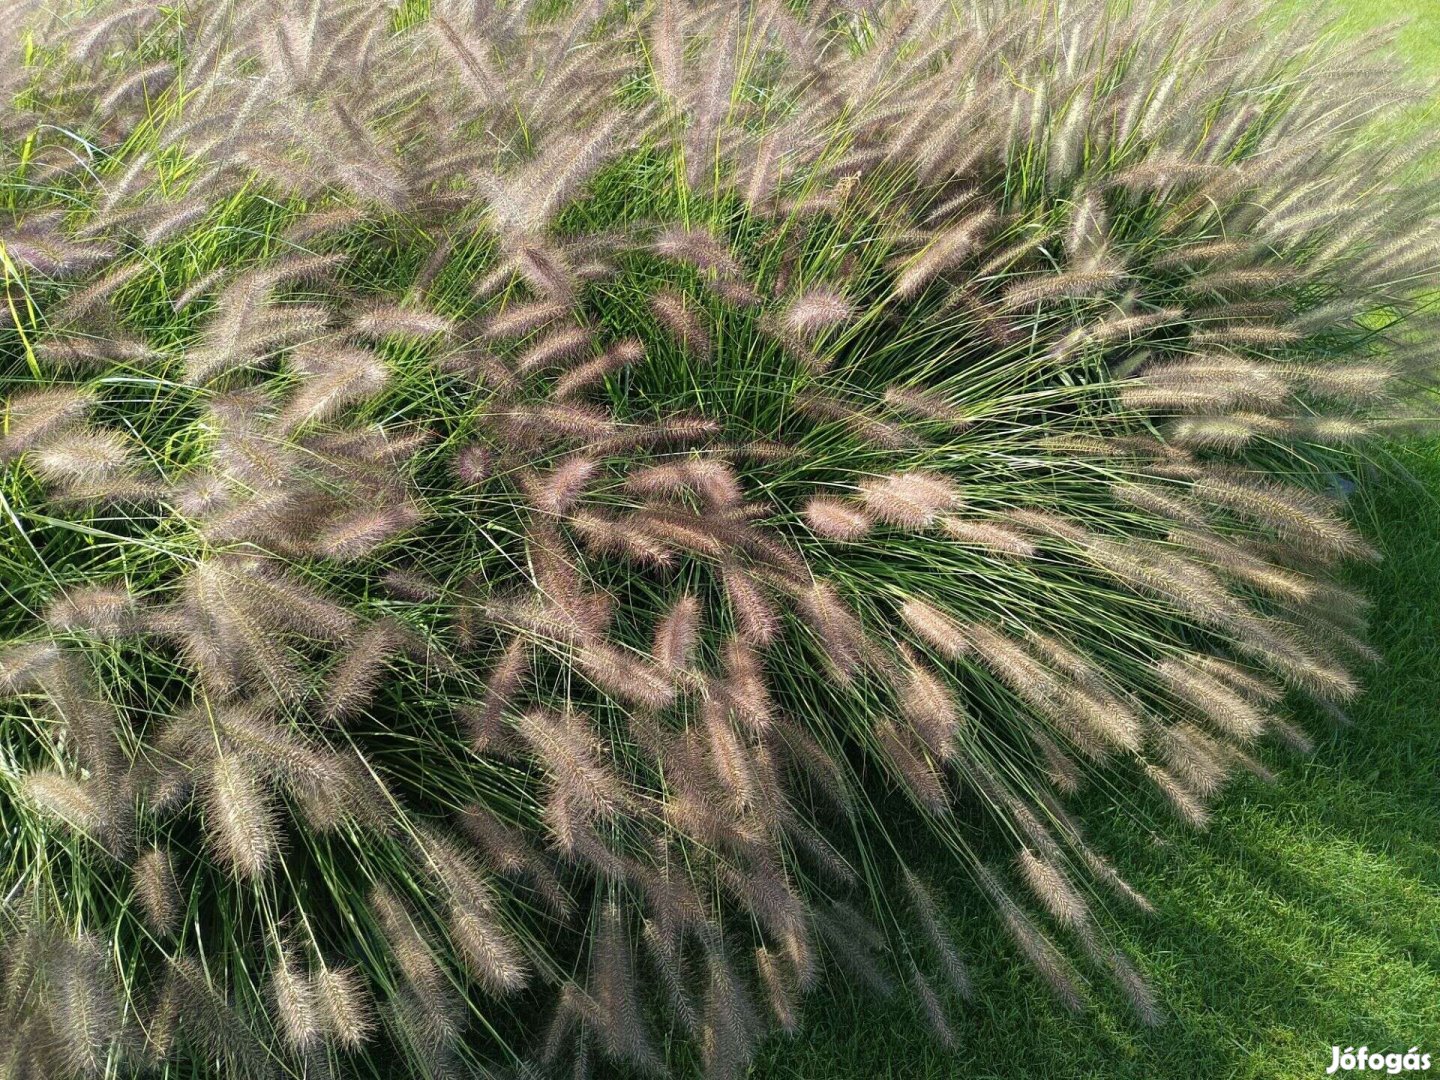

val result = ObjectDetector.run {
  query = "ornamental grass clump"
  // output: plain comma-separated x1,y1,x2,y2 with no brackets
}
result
1,0,1436,1076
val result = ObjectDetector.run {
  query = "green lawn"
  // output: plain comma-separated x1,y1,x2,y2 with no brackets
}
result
1316,0,1440,70
753,451,1440,1080
755,5,1440,1077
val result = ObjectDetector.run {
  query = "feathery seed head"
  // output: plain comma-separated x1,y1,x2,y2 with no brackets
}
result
0,0,1433,1072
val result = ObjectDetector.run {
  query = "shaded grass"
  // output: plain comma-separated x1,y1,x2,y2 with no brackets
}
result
755,449,1440,1080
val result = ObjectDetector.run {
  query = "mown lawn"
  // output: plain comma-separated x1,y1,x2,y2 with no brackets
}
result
756,5,1440,1077
1322,0,1440,70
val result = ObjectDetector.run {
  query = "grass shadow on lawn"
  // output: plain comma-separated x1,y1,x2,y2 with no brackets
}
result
750,444,1440,1080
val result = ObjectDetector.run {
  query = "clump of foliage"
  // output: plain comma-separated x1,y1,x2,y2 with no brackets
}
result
1,0,1436,1076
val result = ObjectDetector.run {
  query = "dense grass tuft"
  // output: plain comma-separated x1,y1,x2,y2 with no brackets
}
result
0,1,1437,1077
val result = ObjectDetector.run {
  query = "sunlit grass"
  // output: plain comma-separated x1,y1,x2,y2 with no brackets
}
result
757,2,1440,1074
2,1,1438,1076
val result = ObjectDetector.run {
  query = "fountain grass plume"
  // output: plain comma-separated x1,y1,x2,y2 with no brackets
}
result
1,0,1438,1076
